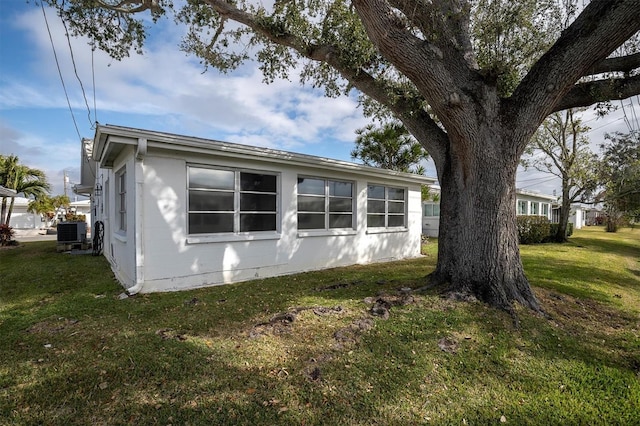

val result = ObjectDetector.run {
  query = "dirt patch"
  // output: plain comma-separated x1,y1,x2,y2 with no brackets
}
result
535,288,639,336
27,317,80,334
248,305,345,339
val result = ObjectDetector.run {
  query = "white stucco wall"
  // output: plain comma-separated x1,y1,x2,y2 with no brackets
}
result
6,198,42,229
97,147,139,289
97,147,425,293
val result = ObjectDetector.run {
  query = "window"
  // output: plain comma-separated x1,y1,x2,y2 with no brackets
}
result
517,200,528,215
542,203,549,216
116,169,126,232
367,185,406,228
188,166,278,234
423,203,440,217
297,177,354,230
531,202,540,215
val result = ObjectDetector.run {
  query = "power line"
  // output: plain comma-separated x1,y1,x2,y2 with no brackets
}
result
41,1,82,141
91,44,98,126
59,10,95,130
518,176,558,189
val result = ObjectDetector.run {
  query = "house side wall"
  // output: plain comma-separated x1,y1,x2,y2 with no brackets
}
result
98,146,138,289
514,194,553,220
135,150,423,292
421,192,555,238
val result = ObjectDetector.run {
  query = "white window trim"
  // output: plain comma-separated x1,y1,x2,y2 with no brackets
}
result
367,184,408,229
296,176,356,231
187,165,281,237
116,168,126,234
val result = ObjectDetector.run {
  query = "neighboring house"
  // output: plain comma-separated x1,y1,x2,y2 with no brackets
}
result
552,203,593,230
3,197,91,230
75,124,435,294
422,188,556,237
3,197,41,229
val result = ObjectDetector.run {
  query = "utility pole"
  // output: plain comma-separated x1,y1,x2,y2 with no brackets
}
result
64,171,69,197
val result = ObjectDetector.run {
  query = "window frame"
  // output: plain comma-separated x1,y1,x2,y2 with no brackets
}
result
296,176,355,231
116,168,126,233
187,165,280,237
531,202,540,215
367,184,407,229
517,200,528,215
541,203,549,217
423,202,440,217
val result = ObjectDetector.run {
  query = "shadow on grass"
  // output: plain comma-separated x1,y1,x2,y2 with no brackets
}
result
2,239,639,424
523,253,638,304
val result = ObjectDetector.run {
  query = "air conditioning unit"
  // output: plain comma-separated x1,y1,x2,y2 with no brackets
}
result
57,222,87,243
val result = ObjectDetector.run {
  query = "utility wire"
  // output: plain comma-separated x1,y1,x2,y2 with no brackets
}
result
59,10,94,130
41,1,82,141
91,44,98,126
518,176,558,189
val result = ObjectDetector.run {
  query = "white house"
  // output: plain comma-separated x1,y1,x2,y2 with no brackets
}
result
3,197,91,230
75,124,435,294
422,188,556,237
552,203,590,230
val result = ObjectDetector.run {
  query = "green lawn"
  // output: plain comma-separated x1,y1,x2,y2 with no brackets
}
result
1,227,638,425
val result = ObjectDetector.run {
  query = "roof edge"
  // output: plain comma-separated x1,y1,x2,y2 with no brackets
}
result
94,124,436,185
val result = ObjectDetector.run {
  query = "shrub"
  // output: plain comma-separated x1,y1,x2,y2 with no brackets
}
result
65,213,86,222
548,223,574,240
517,215,551,244
0,224,15,246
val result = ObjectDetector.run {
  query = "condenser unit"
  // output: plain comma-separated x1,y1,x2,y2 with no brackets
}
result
57,222,87,243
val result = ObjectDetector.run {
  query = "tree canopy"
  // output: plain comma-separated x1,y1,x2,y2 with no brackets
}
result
0,155,51,226
351,122,428,174
44,0,640,312
598,131,640,231
522,109,599,241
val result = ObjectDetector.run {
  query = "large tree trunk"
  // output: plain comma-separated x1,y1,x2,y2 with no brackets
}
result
430,127,541,313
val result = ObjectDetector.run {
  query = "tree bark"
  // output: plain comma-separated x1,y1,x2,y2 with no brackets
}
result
429,124,541,312
555,177,572,242
1,198,7,226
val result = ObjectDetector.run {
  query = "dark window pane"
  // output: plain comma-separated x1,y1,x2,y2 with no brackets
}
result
189,213,234,234
367,200,385,214
367,185,385,199
329,181,352,197
433,204,440,216
240,172,277,192
189,168,234,190
329,214,353,229
240,213,276,232
367,214,385,228
189,190,234,211
298,177,325,195
329,198,352,212
297,196,325,212
298,213,325,230
388,201,405,214
388,188,405,200
388,215,405,227
240,193,276,212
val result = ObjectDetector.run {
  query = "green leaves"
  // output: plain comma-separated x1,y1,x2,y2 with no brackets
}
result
351,122,428,174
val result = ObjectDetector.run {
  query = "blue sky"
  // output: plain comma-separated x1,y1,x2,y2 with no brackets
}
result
1,1,638,198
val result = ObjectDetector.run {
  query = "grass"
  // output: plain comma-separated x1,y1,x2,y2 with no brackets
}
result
1,227,639,425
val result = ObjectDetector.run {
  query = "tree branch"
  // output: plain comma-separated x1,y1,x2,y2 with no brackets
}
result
198,1,450,155
586,52,640,76
509,0,640,139
552,74,640,112
94,0,161,14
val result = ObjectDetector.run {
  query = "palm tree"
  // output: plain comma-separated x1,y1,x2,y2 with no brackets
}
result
0,155,50,225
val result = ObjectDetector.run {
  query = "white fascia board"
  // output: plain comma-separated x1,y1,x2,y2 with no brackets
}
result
95,124,436,186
